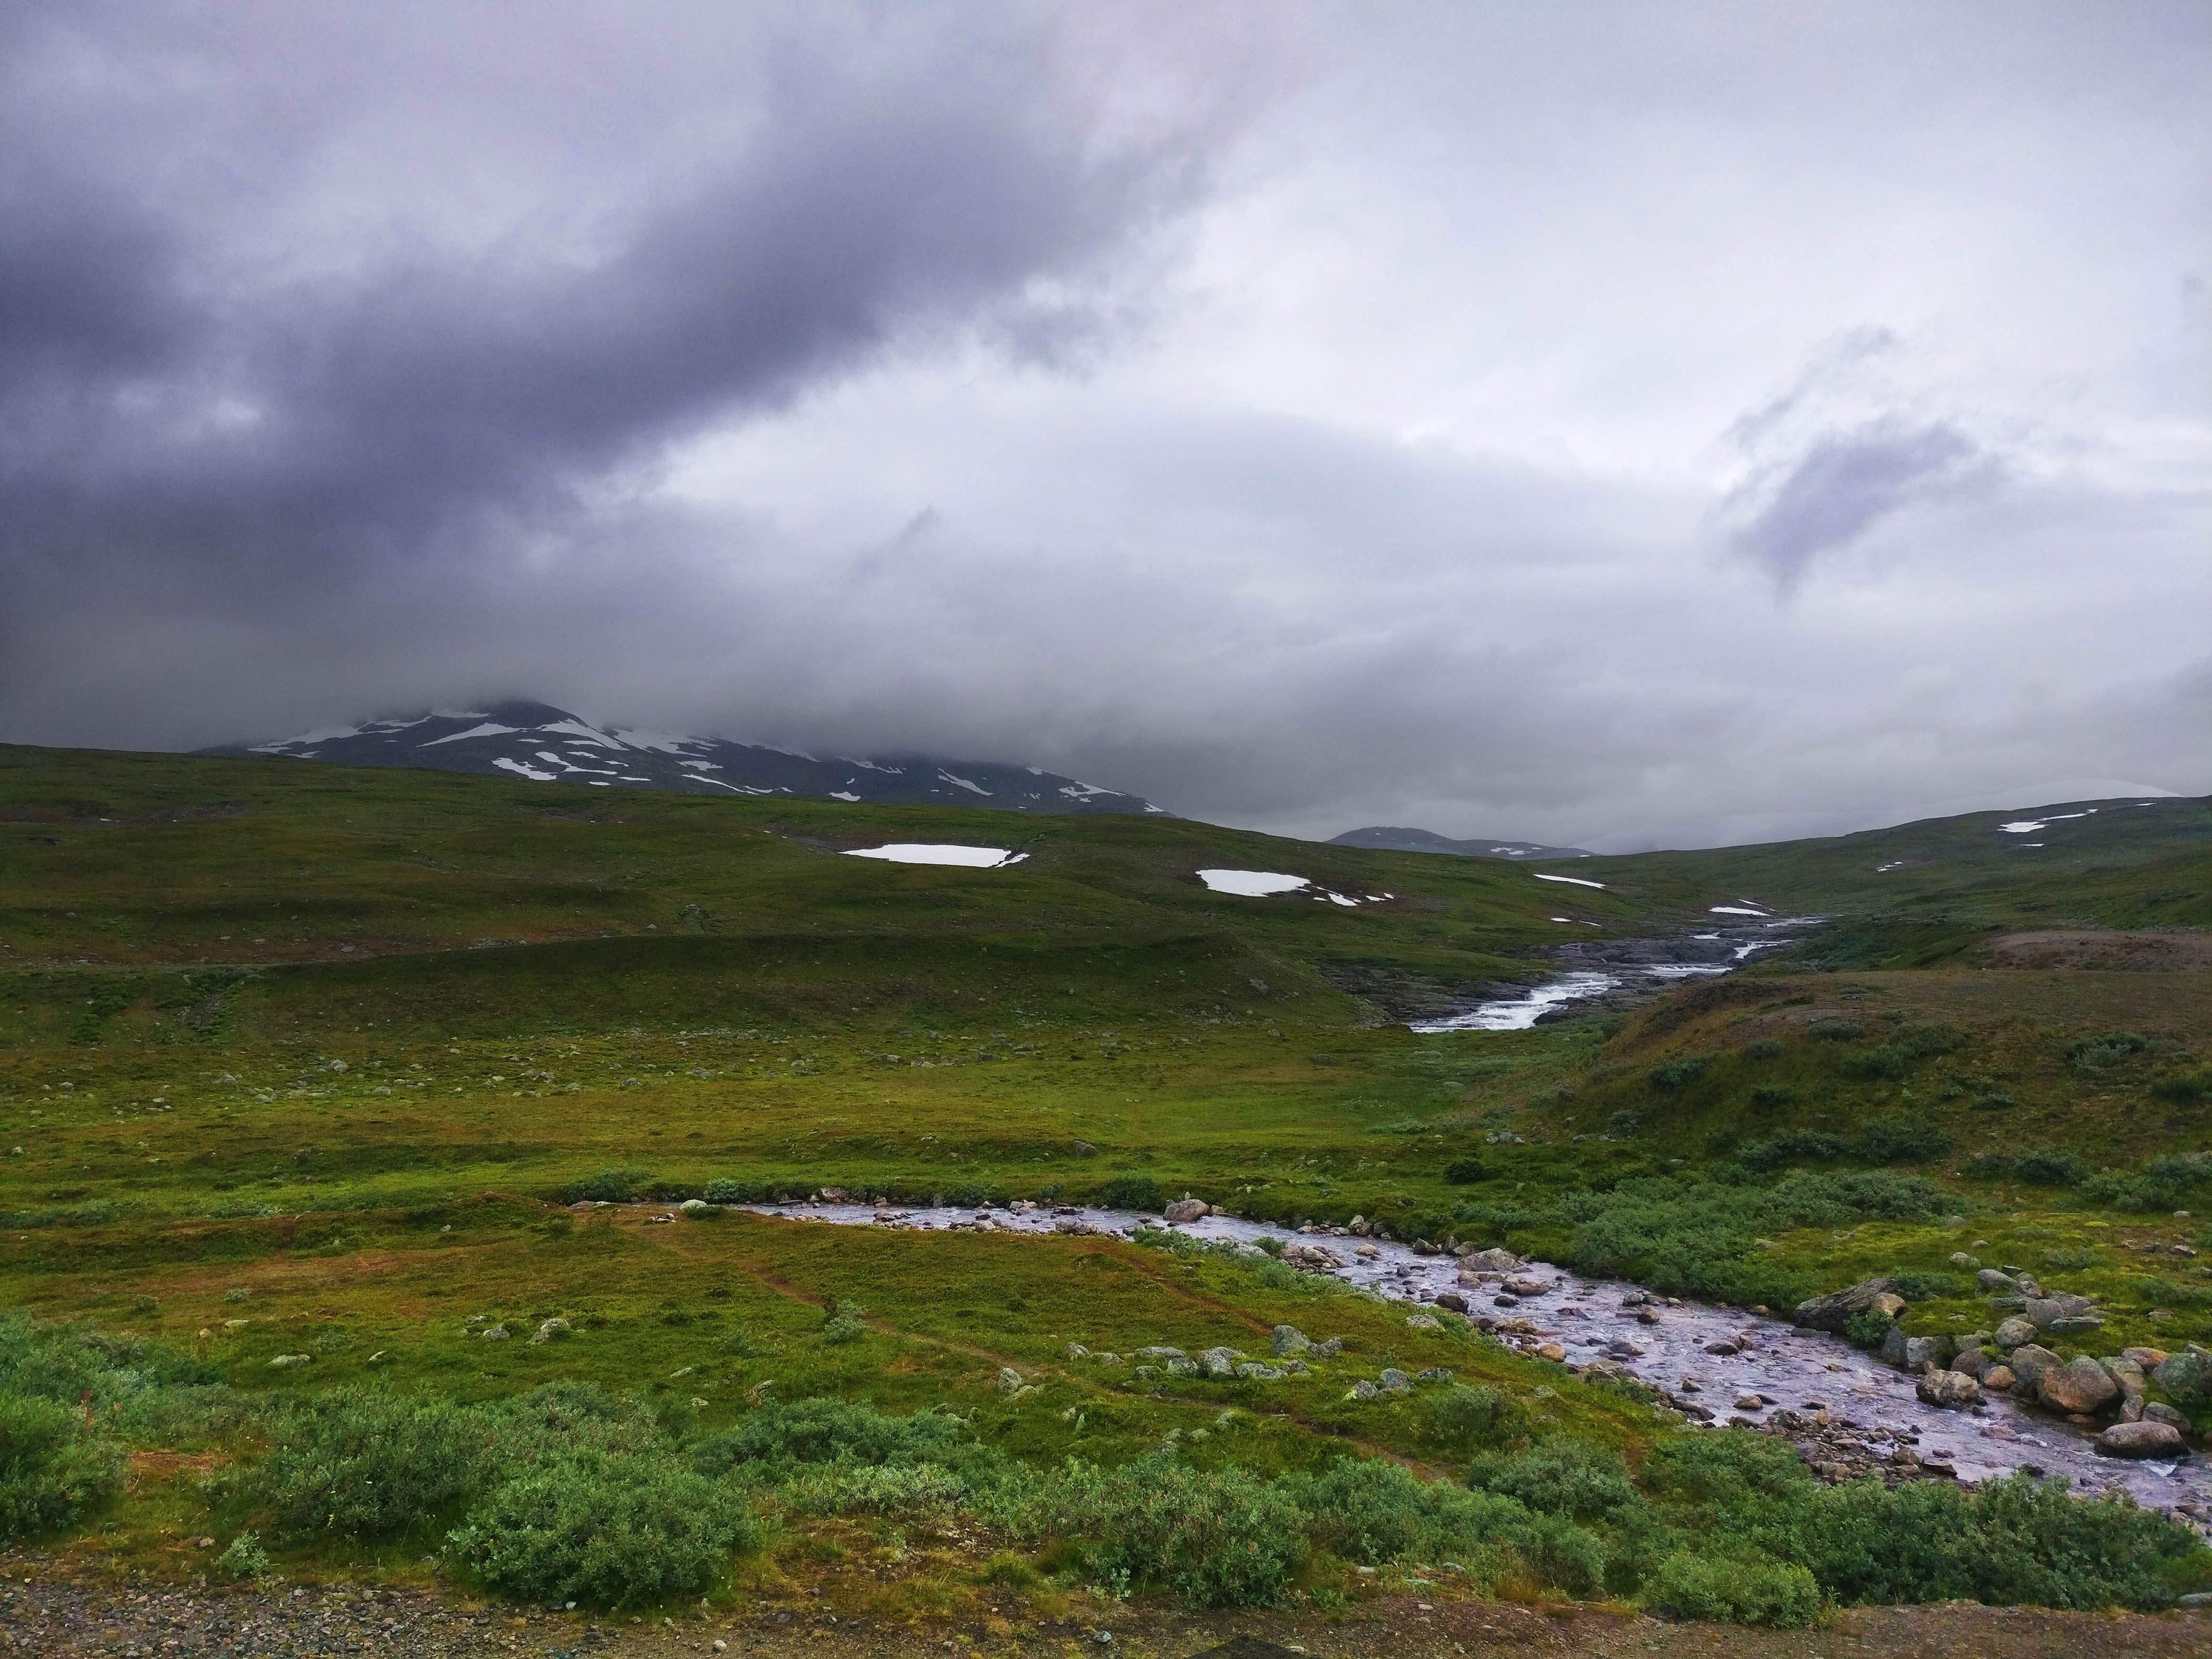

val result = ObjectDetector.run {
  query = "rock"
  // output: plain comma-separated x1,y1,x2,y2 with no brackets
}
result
480,1325,509,1341
1534,1343,1567,1362
1065,1342,1090,1359
1994,1316,2038,1350
1378,1368,1412,1393
1949,1342,1991,1379
1976,1268,2020,1293
2109,1358,2147,1397
1734,1393,1767,1410
1503,1277,1549,1297
1794,1277,1905,1335
1458,1247,1520,1273
2006,1344,2061,1392
1492,1294,1520,1309
2120,1346,2169,1368
1198,1347,1241,1378
1950,1252,1980,1268
1982,1365,2016,1393
2120,1396,2145,1423
1404,1314,1441,1331
2038,1357,2120,1415
2095,1421,2187,1459
268,1353,310,1369
1416,1367,1454,1383
1351,1380,1380,1401
1271,1324,1311,1356
997,1367,1024,1395
1162,1198,1208,1224
1095,1352,1123,1366
1316,1337,1344,1356
1055,1217,1098,1235
1916,1370,1983,1409
531,1317,572,1344
1877,1327,1950,1372
1137,1346,1188,1359
1432,1292,1469,1315
2153,1350,2212,1401
1069,1140,1098,1157
1704,1339,1741,1356
2143,1401,2191,1430
1234,1362,1284,1381
1164,1356,1198,1377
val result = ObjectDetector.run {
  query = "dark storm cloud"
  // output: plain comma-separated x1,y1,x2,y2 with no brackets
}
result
1726,419,1994,586
0,2,1213,678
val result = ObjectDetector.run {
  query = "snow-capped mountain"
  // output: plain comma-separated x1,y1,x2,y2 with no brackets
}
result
1328,826,1592,860
202,700,1169,816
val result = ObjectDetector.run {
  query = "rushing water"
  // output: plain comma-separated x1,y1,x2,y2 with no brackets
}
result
731,1198,2209,1532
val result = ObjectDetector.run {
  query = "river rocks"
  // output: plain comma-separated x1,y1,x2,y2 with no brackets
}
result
2006,1343,2061,1392
1432,1292,1469,1314
1458,1247,1520,1273
1877,1326,1950,1372
1271,1324,1311,1356
2145,1401,2192,1431
2096,1420,2188,1459
1949,1343,1993,1380
1994,1316,2038,1350
1534,1343,1567,1362
2038,1357,2120,1415
1915,1370,1983,1409
1055,1217,1099,1235
531,1316,571,1343
1982,1364,2016,1393
1794,1276,1906,1335
1162,1198,1209,1224
1503,1276,1550,1297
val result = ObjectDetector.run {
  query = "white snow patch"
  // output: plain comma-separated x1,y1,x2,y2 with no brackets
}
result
261,724,360,749
937,771,992,796
1997,813,2084,834
420,722,521,747
844,844,1024,868
493,758,559,782
1533,872,1606,890
1325,891,1360,908
610,727,711,754
830,791,860,802
1709,906,1768,916
1198,869,1309,897
678,760,721,771
536,718,625,748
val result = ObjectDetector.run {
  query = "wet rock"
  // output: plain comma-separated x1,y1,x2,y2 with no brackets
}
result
1162,1198,1208,1224
1915,1370,1983,1409
1734,1393,1767,1410
2038,1357,2120,1415
1534,1343,1567,1362
1458,1246,1520,1273
1794,1276,1906,1335
1432,1292,1469,1314
1492,1293,1520,1308
1271,1324,1311,1356
1982,1364,2016,1393
1994,1315,2038,1350
2006,1344,2061,1392
1877,1326,1949,1372
2096,1420,2187,1458
1055,1216,1099,1235
1503,1276,1549,1297
1949,1343,1993,1380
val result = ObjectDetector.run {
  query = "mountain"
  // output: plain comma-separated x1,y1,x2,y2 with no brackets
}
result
200,700,1170,816
1328,825,1592,860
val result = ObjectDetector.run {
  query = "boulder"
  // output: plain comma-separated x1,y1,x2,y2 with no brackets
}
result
2095,1421,2187,1459
1164,1356,1198,1376
2153,1350,2212,1403
1879,1327,1951,1372
1137,1346,1187,1359
1977,1268,2020,1293
1915,1370,1983,1409
1432,1293,1469,1315
1534,1343,1567,1363
996,1367,1024,1395
2143,1401,2192,1431
1503,1276,1550,1297
2043,1315,2106,1338
1949,1346,1993,1381
1270,1324,1311,1356
1378,1368,1413,1393
1234,1362,1284,1381
531,1316,572,1344
2024,1292,2096,1327
2038,1357,2120,1415
1458,1247,1520,1273
2006,1344,2061,1392
1198,1347,1242,1378
2120,1346,2170,1368
1993,1316,2039,1351
1404,1313,1441,1331
1982,1365,2016,1393
1351,1380,1380,1401
1163,1198,1209,1224
1793,1277,1905,1335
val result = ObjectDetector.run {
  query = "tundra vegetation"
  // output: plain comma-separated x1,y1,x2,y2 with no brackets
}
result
1,744,2210,1626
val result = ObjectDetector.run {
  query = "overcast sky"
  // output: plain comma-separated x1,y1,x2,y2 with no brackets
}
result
3,0,2206,848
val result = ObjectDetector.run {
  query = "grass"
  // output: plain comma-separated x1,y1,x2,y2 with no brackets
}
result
1,744,2209,1620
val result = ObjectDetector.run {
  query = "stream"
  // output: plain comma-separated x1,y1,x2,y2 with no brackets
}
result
732,1198,2211,1536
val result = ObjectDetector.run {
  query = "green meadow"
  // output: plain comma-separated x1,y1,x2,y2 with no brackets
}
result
3,743,2211,1625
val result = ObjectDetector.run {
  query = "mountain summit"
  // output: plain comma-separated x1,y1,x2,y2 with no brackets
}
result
201,700,1169,816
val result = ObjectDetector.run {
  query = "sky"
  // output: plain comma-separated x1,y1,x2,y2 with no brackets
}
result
2,0,2206,850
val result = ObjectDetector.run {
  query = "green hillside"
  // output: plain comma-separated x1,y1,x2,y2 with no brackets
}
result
1,744,2209,1627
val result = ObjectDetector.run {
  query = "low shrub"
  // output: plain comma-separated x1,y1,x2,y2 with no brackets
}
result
1420,1383,1529,1453
1854,1115,1949,1164
2151,1069,2210,1106
2014,1149,2087,1186
1747,1085,1793,1110
1973,1092,2016,1111
1891,1270,1963,1302
0,1392,126,1540
692,1398,971,1475
1808,1019,1865,1041
247,1388,483,1543
2068,1032,2151,1070
552,1167,655,1205
1443,1157,1487,1186
448,1454,758,1608
1648,1058,1709,1091
1645,1551,1820,1627
701,1178,755,1204
1737,1131,1846,1172
1742,1039,1784,1062
1843,1310,1895,1348
1837,1046,1907,1082
1094,1174,1161,1211
1055,1455,1307,1606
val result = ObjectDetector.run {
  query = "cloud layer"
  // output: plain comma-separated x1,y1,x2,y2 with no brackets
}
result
2,1,2207,847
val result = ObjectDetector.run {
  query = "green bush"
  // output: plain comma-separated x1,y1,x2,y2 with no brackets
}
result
1895,1022,1965,1059
821,1316,867,1345
448,1454,758,1608
1648,1057,1709,1091
552,1167,655,1204
1838,1047,1907,1082
2068,1032,2151,1070
1854,1116,1949,1164
2014,1149,2087,1186
1420,1383,1529,1453
692,1399,971,1475
1281,1458,1601,1591
1890,1271,1963,1302
1843,1310,1894,1348
1737,1131,1845,1172
1742,1039,1784,1062
1094,1173,1161,1211
1443,1157,1487,1185
2151,1069,2210,1106
0,1392,125,1540
247,1388,483,1543
1056,1455,1306,1606
1973,1092,2016,1111
1645,1551,1820,1627
1808,1019,1865,1041
701,1178,753,1204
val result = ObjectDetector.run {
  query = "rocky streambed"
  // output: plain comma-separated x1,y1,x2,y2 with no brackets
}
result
723,1197,2212,1536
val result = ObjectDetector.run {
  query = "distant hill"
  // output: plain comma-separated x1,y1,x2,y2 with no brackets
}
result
200,699,1169,816
1328,826,1593,860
